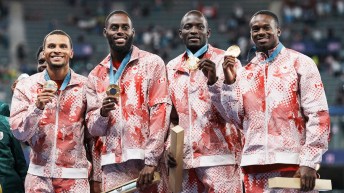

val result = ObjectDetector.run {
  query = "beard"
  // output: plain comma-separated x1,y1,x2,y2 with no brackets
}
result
49,62,65,69
108,35,134,54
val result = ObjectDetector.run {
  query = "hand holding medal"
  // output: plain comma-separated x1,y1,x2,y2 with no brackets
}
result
35,80,58,110
101,84,120,117
223,45,241,85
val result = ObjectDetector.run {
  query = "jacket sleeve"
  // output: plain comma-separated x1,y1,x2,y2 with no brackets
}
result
208,60,244,130
85,72,117,136
10,83,44,142
297,55,331,169
144,57,172,166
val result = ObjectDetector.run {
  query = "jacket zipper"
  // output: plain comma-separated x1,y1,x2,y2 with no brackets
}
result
51,92,61,177
264,64,269,162
188,75,193,165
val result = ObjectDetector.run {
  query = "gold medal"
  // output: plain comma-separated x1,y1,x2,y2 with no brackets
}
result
225,45,241,57
106,84,120,98
43,80,58,92
186,56,200,70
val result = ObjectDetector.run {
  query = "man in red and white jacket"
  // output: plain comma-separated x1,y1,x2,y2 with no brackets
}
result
166,10,243,193
10,30,93,192
208,10,330,193
85,10,171,192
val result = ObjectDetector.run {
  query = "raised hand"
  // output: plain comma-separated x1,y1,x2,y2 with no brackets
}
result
35,88,56,110
100,96,118,117
198,58,218,85
222,56,237,84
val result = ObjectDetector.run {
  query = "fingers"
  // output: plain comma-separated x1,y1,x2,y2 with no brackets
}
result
137,173,144,187
36,89,56,110
222,56,237,84
198,59,215,70
100,96,118,117
167,152,177,168
298,166,316,192
198,59,217,85
223,56,236,69
102,96,118,105
301,174,316,192
137,166,155,190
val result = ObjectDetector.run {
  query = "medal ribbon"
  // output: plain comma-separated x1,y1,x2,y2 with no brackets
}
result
260,43,284,64
109,50,132,85
186,44,208,59
44,70,71,91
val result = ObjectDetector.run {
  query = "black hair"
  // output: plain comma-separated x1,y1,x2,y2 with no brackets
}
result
251,10,279,27
42,29,73,48
36,45,43,60
180,10,208,29
104,10,133,28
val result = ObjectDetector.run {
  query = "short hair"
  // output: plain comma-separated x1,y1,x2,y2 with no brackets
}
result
42,29,73,49
36,45,43,60
180,10,208,29
104,10,133,28
251,10,280,27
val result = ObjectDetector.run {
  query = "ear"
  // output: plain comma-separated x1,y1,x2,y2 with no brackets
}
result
70,49,74,59
132,28,135,37
277,27,281,37
207,28,211,38
103,28,107,38
178,29,182,39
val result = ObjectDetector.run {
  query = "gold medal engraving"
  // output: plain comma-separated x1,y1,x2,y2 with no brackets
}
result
225,45,241,57
186,56,200,70
43,80,58,92
106,84,120,98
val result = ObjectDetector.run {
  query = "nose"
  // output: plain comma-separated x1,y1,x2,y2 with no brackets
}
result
190,26,198,34
257,28,266,35
53,46,62,53
116,27,125,35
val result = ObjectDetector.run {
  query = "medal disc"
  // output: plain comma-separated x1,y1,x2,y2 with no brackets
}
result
225,45,241,57
43,80,58,92
106,84,120,97
186,56,200,70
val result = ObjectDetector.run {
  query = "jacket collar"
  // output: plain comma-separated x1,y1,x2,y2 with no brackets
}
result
37,69,82,88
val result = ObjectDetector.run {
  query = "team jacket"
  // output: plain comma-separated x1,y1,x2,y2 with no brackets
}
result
10,70,90,179
86,46,171,167
209,44,330,169
166,45,243,169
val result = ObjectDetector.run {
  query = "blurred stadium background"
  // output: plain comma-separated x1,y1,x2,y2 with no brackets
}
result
0,0,344,191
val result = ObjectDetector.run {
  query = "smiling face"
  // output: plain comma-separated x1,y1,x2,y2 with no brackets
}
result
43,34,73,70
103,13,135,54
179,12,210,53
250,14,281,53
37,51,47,72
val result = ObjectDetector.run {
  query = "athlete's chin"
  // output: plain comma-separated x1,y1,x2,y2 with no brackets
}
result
112,44,131,53
50,63,66,69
